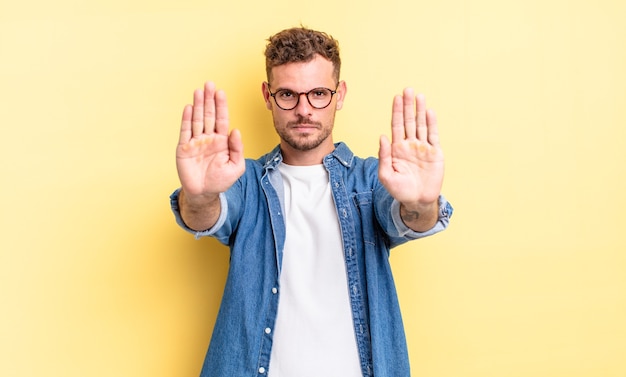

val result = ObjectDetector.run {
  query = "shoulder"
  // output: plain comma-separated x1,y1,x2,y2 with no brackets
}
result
338,151,383,191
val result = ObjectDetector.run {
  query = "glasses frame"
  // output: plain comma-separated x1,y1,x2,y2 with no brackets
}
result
267,83,338,110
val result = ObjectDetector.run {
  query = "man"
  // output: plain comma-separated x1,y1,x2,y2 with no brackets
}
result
170,27,452,377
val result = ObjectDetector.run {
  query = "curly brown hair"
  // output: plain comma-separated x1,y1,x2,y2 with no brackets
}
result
264,27,341,82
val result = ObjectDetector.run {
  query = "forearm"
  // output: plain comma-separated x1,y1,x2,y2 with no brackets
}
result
399,200,439,233
179,188,222,231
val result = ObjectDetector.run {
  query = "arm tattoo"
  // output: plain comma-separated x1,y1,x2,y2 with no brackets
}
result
401,207,420,222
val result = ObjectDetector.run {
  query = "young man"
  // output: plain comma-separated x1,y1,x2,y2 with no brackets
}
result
170,27,453,377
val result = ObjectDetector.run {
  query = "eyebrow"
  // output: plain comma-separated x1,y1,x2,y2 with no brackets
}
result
271,85,336,92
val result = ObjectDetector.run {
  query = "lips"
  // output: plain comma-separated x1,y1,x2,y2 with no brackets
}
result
288,120,321,130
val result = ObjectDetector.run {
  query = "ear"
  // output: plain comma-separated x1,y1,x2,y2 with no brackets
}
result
335,80,347,110
261,82,273,110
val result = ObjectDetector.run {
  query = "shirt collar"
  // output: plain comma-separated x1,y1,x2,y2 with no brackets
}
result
262,142,354,170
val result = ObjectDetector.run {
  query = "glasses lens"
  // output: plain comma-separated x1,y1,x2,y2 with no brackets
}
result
274,89,297,109
307,88,333,109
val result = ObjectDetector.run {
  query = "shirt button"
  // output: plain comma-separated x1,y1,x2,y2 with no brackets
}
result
259,366,266,374
272,287,278,294
265,327,271,334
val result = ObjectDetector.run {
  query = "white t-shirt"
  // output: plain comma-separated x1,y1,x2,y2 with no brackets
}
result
267,163,362,377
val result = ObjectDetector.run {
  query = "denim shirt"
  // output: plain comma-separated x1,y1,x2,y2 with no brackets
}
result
170,142,453,377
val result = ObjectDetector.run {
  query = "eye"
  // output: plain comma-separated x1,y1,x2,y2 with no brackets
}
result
277,90,296,100
310,88,329,98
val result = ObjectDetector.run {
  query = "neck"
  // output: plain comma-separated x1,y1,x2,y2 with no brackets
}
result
280,141,335,166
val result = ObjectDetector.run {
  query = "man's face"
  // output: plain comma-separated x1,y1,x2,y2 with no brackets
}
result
263,55,346,158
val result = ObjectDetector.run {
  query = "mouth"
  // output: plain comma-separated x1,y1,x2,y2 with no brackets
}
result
293,124,317,129
288,121,320,130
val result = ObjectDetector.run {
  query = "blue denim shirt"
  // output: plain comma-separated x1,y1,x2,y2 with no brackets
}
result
170,142,453,377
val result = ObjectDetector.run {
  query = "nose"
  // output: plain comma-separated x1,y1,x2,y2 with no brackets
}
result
293,92,313,116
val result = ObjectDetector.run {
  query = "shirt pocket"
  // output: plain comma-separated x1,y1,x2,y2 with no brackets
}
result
351,191,376,246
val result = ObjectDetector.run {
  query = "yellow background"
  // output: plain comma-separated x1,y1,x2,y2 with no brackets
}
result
1,0,625,376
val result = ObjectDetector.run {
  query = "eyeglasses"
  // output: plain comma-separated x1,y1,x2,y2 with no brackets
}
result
268,84,338,110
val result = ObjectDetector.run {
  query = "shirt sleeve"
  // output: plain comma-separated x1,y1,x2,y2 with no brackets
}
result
169,188,229,239
390,195,453,239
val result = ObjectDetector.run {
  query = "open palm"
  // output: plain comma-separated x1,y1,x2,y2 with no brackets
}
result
176,82,245,199
378,88,444,207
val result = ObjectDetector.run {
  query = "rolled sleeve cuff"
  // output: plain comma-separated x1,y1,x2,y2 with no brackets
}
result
169,188,228,239
391,195,453,239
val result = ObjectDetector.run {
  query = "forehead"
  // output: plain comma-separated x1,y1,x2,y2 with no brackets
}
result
269,55,336,90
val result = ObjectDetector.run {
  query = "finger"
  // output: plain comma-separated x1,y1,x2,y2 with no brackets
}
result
203,81,217,135
227,129,244,164
416,93,428,141
214,89,230,136
179,104,193,145
426,109,440,147
403,88,417,140
391,95,405,143
191,88,205,137
378,135,392,178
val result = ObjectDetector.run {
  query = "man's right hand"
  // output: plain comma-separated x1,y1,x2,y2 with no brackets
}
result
176,81,245,230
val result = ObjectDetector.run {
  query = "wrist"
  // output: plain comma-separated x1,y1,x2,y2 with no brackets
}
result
180,189,220,210
400,200,437,214
399,200,439,231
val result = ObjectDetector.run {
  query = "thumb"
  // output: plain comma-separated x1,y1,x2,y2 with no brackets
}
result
378,134,391,162
228,129,245,164
378,135,392,177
